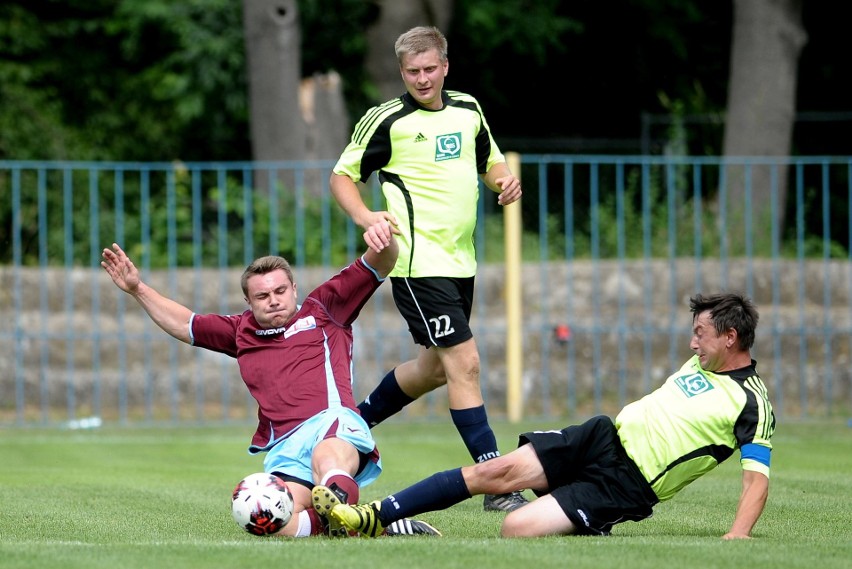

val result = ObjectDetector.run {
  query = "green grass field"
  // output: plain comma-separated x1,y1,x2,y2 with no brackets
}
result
1,419,850,569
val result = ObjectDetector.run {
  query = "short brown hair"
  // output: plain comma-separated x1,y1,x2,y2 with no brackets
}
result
689,292,759,350
240,256,295,297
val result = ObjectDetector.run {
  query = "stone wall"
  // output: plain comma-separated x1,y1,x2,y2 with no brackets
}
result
1,258,850,423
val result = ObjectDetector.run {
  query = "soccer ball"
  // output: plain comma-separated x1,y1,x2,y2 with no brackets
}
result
231,472,294,536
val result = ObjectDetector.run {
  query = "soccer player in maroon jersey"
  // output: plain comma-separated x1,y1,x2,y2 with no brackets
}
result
102,220,438,537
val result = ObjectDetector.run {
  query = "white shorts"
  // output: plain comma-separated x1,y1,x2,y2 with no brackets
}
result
262,407,382,487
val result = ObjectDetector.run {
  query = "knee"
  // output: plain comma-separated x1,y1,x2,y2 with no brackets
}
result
500,508,539,538
499,494,576,538
415,360,446,390
397,356,446,395
411,350,447,383
500,512,525,538
443,344,481,383
425,359,447,383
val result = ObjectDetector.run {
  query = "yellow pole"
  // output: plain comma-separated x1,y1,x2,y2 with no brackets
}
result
504,152,523,423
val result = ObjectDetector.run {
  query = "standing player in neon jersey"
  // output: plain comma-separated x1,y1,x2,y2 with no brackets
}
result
328,25,526,512
102,221,438,537
318,293,776,539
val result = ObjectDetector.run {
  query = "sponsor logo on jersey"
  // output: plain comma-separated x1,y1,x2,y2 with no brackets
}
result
435,133,462,161
256,327,285,336
283,315,317,338
256,315,318,337
674,372,715,397
414,132,427,142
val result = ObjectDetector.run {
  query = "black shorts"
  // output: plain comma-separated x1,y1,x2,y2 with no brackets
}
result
519,415,659,535
390,276,474,348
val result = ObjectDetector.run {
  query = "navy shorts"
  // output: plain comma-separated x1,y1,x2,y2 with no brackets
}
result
519,415,659,535
390,276,474,348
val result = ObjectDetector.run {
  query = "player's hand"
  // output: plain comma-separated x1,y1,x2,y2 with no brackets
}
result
357,210,400,235
363,219,394,254
495,175,522,206
101,243,141,294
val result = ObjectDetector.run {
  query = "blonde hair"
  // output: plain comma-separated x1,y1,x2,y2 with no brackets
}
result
394,26,448,64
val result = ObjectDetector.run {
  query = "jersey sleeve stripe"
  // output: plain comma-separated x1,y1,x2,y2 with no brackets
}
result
744,375,775,442
353,100,403,144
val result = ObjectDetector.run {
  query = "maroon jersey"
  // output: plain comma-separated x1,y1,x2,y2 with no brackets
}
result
190,257,382,452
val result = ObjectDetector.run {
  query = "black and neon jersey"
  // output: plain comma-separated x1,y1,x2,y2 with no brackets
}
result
616,355,775,501
333,91,505,278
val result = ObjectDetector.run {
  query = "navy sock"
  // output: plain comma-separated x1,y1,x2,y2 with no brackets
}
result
378,468,471,524
357,369,415,427
450,405,500,463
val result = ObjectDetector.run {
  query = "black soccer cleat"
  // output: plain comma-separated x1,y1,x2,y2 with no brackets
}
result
385,518,442,536
483,491,529,512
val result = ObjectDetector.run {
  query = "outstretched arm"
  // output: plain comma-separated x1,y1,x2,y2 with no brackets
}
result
723,469,769,539
101,243,193,344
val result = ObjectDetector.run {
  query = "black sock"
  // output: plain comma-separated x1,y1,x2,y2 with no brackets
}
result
378,468,471,524
357,368,415,427
450,405,500,463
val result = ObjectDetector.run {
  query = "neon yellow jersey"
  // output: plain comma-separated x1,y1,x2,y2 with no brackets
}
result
333,91,505,278
616,355,775,501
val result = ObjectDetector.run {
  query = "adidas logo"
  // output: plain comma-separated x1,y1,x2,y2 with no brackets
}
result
414,133,427,142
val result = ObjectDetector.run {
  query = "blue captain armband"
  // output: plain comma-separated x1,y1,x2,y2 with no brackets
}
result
740,443,771,467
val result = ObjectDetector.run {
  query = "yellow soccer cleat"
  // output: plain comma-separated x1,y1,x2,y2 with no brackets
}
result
330,501,385,538
311,484,349,538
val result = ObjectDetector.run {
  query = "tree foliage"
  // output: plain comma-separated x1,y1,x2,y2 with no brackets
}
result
0,0,248,161
0,0,849,161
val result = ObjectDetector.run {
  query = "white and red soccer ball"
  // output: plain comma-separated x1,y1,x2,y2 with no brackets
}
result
231,472,294,536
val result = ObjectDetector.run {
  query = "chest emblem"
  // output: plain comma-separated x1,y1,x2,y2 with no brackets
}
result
283,315,317,339
435,133,462,161
674,372,715,397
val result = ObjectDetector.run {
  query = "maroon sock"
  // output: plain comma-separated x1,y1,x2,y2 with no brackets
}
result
306,507,326,536
321,469,360,504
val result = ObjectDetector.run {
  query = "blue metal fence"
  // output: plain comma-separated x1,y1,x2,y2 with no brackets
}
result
1,157,850,427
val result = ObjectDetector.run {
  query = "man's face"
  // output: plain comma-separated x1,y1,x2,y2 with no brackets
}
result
399,48,448,110
689,310,730,371
244,269,298,329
